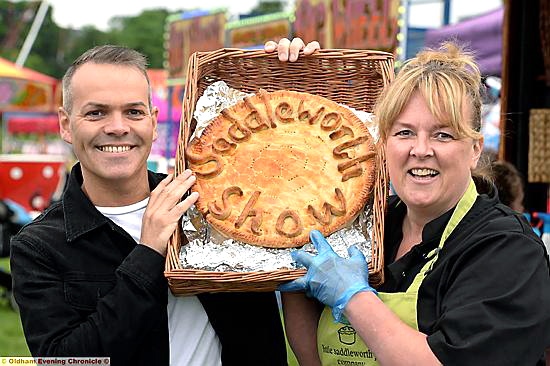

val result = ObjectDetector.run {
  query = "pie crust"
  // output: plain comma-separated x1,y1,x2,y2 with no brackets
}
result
186,89,376,248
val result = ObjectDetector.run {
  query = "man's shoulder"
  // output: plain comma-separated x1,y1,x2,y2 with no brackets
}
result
12,200,66,248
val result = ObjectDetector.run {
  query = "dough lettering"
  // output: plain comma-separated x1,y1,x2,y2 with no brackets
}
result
308,188,346,225
235,191,263,236
186,90,376,247
276,209,303,238
208,186,243,220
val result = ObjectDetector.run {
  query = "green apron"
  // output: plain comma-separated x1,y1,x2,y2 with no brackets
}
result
317,179,478,365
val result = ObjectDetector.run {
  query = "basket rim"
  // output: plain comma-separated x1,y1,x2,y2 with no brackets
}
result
165,47,393,294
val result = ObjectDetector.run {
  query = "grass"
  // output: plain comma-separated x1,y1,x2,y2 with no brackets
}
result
0,258,300,363
0,257,30,357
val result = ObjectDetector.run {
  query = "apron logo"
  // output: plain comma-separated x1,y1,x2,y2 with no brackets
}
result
338,325,356,345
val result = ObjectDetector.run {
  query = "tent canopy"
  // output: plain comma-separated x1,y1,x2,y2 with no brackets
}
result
0,57,57,84
0,57,58,112
424,7,503,76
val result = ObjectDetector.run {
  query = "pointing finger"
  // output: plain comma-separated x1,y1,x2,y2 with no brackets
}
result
290,249,315,268
309,230,334,255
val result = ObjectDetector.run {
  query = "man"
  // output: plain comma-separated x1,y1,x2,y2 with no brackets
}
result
10,45,287,365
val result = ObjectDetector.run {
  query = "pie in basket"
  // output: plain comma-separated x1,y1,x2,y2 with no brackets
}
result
185,89,376,248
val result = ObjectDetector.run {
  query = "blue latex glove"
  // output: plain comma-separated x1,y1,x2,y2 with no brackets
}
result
279,230,377,322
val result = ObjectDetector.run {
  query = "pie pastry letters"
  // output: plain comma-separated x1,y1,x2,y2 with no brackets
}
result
186,90,376,248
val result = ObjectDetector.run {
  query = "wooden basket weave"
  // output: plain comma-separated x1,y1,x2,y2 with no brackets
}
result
528,109,550,183
165,48,394,295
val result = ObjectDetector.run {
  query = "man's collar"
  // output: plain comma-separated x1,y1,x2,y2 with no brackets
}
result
63,163,110,242
62,163,165,242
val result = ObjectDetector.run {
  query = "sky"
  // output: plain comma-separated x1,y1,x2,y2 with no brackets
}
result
47,0,262,30
45,0,503,31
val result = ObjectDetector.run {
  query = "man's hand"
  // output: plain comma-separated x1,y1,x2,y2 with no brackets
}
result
140,170,198,257
279,230,376,322
264,37,320,62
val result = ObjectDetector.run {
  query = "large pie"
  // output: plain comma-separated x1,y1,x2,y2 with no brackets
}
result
185,89,376,248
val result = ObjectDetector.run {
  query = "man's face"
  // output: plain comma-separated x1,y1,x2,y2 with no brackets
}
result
59,63,158,188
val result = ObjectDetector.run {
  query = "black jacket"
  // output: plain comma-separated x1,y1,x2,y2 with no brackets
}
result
380,192,550,365
10,163,287,365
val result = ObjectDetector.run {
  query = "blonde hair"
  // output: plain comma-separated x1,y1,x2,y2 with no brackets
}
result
375,42,483,142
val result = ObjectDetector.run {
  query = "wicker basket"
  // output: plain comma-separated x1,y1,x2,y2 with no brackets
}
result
165,48,394,295
528,109,550,183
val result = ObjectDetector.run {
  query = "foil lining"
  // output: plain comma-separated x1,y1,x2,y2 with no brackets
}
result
191,81,252,140
180,81,376,272
343,105,378,143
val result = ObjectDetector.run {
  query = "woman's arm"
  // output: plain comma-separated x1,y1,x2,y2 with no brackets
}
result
345,292,442,366
282,292,323,366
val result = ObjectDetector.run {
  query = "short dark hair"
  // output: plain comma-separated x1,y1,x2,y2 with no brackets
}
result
62,45,151,113
492,160,524,207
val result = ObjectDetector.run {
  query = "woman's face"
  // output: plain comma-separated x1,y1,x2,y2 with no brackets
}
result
385,91,482,218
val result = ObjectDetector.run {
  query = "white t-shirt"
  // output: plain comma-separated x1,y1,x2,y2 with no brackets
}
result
97,198,222,366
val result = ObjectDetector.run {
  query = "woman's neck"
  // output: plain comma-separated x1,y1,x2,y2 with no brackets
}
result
395,209,438,261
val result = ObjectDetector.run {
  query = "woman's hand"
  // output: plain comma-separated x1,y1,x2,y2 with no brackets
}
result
264,37,320,62
279,230,376,322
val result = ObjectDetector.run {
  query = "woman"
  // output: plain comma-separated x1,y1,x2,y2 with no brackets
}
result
266,39,550,365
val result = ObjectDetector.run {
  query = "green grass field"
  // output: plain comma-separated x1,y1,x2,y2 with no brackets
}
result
0,258,299,363
0,257,30,357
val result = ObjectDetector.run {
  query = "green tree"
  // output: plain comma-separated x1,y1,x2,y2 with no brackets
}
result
248,0,288,16
108,9,178,68
0,1,183,76
24,5,63,77
58,26,112,72
0,1,40,61
0,1,66,78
